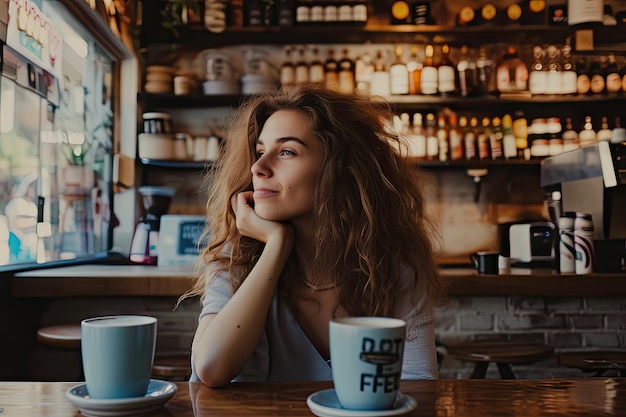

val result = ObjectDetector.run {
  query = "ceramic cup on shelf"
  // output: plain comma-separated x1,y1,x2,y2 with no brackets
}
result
469,251,499,275
81,315,157,399
329,317,406,411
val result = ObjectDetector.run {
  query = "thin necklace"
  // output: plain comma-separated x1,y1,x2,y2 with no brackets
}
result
302,278,336,291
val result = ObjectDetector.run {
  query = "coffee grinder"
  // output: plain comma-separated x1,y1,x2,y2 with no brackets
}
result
129,186,175,264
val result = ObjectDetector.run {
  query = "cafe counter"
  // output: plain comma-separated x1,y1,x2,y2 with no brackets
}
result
9,264,626,298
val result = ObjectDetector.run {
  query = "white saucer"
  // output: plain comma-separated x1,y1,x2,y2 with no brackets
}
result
65,379,177,417
306,389,417,417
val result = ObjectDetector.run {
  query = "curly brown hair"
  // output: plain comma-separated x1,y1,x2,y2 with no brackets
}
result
179,85,443,322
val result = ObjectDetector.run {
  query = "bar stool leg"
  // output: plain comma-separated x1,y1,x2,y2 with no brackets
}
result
470,362,489,379
496,363,517,379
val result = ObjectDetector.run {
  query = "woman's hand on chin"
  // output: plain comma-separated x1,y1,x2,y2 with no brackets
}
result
232,191,293,244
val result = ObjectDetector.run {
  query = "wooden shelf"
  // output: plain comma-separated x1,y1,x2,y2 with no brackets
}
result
139,158,211,170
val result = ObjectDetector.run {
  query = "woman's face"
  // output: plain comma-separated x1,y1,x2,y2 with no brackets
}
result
251,109,324,223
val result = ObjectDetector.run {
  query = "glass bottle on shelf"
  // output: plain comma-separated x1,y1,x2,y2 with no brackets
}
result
448,112,464,161
605,55,621,94
596,116,612,141
512,110,529,159
496,45,529,94
589,56,606,95
464,116,479,160
475,47,493,96
501,113,518,159
308,46,325,85
425,112,438,161
477,117,491,160
579,115,597,147
354,50,375,94
562,117,580,152
456,45,475,97
547,117,563,156
528,45,547,95
576,56,591,95
420,44,438,95
406,45,422,95
561,43,577,95
438,44,456,96
436,112,449,162
280,46,296,87
389,45,409,95
338,48,355,94
612,117,626,144
370,49,390,97
295,45,310,86
410,112,427,160
545,45,561,95
324,48,339,91
490,116,504,160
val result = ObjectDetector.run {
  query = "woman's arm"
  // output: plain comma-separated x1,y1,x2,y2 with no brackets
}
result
192,192,293,387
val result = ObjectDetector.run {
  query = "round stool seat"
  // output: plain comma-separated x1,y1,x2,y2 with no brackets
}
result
443,339,554,379
152,355,192,380
557,350,626,376
36,323,81,350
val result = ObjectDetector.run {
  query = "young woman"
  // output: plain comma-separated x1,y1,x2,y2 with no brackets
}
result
180,85,443,387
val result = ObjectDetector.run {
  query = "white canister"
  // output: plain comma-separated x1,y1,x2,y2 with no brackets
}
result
574,212,594,274
558,211,576,274
142,112,172,134
174,133,190,160
173,75,193,95
206,135,220,161
193,136,208,161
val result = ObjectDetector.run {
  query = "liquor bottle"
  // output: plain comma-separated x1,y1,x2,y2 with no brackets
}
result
425,113,438,161
475,47,493,96
448,112,464,161
605,55,621,94
436,112,449,161
337,48,355,94
276,0,294,27
544,45,561,95
464,116,479,160
611,116,626,144
295,45,310,86
456,45,475,97
489,116,504,160
528,45,547,95
496,45,529,94
280,46,296,87
420,44,438,95
562,117,579,152
589,57,606,95
561,43,577,95
390,0,412,24
354,50,375,94
437,44,456,96
324,48,339,91
410,112,427,160
477,117,491,160
245,0,264,27
370,49,390,97
579,116,597,147
308,46,325,84
512,111,529,159
529,118,549,159
596,116,612,141
501,113,518,159
389,45,409,95
576,57,591,95
547,117,563,156
406,45,422,95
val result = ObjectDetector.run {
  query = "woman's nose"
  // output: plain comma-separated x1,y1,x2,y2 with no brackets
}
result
251,156,270,177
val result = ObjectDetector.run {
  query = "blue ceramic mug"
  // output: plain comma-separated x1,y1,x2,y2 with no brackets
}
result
81,315,157,399
329,317,406,410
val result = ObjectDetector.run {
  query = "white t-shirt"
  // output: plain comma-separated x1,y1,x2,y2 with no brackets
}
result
190,263,438,382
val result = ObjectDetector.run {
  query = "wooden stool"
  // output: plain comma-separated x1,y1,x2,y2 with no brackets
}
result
152,355,192,381
442,339,554,379
557,350,626,377
36,324,82,349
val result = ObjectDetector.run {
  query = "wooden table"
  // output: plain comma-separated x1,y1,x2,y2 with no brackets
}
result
1,379,625,416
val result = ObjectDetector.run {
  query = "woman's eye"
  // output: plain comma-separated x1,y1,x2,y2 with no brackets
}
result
255,151,264,159
280,149,295,156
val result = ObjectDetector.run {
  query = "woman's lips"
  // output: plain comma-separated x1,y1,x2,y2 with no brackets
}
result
253,188,277,198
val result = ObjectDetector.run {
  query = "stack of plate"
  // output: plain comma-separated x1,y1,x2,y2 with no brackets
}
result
145,66,173,94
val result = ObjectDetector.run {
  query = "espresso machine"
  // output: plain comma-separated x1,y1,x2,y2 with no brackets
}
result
129,186,175,265
541,142,626,272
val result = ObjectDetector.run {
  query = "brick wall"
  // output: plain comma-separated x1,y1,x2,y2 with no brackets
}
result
435,296,626,379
